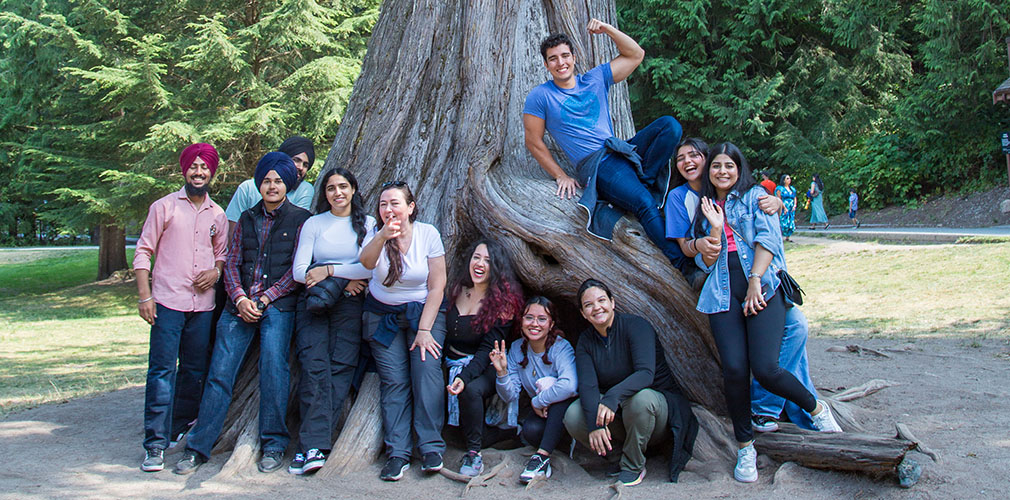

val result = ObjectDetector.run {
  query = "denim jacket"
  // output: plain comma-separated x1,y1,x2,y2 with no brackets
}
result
694,185,787,314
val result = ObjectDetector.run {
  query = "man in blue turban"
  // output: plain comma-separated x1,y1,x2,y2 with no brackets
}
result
175,152,312,475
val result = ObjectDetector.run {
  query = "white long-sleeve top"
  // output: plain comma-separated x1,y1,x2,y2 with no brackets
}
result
495,337,578,409
292,212,375,283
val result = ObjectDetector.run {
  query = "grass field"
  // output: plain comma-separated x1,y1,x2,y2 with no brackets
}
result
1,240,1008,416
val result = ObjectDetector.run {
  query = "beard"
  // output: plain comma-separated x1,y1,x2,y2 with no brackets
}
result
185,182,209,197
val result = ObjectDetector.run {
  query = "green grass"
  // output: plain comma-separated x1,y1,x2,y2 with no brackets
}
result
0,250,147,416
786,240,1010,338
0,249,135,296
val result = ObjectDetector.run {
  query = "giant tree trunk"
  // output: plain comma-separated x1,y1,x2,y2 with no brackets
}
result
216,0,920,483
97,223,126,280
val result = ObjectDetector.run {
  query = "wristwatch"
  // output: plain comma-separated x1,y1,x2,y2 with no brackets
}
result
256,299,267,312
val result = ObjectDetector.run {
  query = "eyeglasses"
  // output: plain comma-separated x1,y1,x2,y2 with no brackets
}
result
522,314,551,326
381,180,407,188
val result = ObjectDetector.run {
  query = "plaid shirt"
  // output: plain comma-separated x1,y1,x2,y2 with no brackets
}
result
224,202,300,306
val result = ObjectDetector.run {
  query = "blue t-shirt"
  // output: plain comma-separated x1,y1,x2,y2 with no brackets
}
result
523,63,615,166
849,192,858,211
665,183,699,240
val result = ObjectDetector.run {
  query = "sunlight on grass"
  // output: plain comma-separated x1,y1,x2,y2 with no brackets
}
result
0,249,135,296
786,240,1010,338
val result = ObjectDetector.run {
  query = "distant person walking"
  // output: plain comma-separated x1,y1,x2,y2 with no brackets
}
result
807,174,828,229
775,175,797,242
848,188,860,228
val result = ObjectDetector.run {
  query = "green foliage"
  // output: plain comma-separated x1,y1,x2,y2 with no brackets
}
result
620,0,1010,213
0,0,379,242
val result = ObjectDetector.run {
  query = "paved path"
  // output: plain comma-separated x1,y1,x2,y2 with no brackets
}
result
794,224,1010,242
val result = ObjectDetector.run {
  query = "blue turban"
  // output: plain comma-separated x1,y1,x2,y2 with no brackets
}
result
254,152,297,194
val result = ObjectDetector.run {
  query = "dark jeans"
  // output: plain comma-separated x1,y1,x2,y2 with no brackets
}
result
708,254,816,443
596,116,683,264
143,304,212,450
186,307,295,458
520,397,575,455
294,293,364,453
456,366,496,452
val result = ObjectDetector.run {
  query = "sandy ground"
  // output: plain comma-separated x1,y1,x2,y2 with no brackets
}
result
2,333,1006,500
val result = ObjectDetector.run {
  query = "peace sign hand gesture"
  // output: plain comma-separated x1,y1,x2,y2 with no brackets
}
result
489,339,508,376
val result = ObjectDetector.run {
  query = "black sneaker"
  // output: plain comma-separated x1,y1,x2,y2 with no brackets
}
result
519,453,551,483
420,452,443,473
752,414,780,433
302,449,326,474
288,453,306,475
141,448,164,472
616,468,645,486
258,450,284,473
380,456,410,481
173,450,206,475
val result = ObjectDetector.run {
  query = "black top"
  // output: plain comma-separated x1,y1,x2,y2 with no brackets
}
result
445,303,512,385
575,311,680,431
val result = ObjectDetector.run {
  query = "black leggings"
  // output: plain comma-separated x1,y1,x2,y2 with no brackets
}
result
457,366,496,452
520,397,575,455
709,253,816,443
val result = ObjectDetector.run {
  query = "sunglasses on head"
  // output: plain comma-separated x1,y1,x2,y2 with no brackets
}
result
381,180,407,188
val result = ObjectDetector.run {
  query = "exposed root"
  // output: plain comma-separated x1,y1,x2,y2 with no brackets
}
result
833,379,899,402
896,423,941,463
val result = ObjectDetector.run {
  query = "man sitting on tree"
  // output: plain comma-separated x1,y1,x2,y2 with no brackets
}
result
135,143,228,472
174,152,311,475
523,20,687,272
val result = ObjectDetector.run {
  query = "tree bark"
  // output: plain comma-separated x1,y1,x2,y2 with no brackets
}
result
214,0,921,483
97,223,126,280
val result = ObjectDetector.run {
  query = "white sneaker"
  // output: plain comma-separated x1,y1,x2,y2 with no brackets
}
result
810,400,842,433
734,444,758,483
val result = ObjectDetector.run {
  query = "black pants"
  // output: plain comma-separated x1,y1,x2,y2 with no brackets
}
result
457,366,496,452
709,253,816,443
294,292,364,452
520,397,575,455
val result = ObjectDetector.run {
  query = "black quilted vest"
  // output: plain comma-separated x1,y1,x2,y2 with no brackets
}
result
227,199,310,313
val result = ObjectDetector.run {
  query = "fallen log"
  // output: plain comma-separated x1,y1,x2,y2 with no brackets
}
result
755,424,916,479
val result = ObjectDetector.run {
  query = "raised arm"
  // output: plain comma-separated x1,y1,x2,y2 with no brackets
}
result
523,114,579,199
588,18,644,83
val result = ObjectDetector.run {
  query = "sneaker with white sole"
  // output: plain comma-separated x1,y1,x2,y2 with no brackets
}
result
734,443,758,483
519,454,551,484
380,456,410,481
810,400,842,433
459,450,484,477
288,453,306,475
420,452,443,473
303,449,326,474
258,450,284,473
141,448,164,472
752,414,779,433
616,468,645,486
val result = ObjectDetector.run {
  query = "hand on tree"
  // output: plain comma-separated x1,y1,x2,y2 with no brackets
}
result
138,300,157,325
555,175,580,199
588,427,612,456
410,329,442,361
447,377,465,395
489,339,508,376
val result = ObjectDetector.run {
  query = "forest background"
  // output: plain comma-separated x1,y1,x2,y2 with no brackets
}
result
2,0,1009,276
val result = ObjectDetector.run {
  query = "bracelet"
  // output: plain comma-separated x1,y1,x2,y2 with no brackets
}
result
138,296,154,304
748,273,762,280
235,296,250,306
417,328,431,332
214,267,222,282
690,239,698,254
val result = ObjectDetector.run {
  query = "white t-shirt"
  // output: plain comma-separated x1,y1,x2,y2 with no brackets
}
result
364,221,445,305
292,212,376,283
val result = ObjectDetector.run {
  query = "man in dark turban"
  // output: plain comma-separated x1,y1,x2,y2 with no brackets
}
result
224,136,317,239
176,151,311,476
134,143,228,472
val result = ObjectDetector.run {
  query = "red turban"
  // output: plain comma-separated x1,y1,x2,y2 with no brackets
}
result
179,143,220,176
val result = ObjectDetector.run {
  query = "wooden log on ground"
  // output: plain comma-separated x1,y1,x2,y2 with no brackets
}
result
317,373,384,477
755,424,916,478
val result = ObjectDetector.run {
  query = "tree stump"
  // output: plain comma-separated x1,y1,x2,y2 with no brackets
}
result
212,0,921,484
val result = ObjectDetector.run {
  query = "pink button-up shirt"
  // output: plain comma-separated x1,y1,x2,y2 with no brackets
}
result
133,187,228,312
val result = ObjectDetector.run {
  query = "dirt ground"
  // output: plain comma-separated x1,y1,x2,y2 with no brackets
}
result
2,330,1006,500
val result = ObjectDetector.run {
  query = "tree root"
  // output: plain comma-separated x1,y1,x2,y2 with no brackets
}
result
439,460,507,497
896,423,941,463
832,379,899,402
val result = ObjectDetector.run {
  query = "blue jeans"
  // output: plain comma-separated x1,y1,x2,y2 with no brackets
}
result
750,306,816,429
143,304,212,450
186,307,295,458
595,116,683,263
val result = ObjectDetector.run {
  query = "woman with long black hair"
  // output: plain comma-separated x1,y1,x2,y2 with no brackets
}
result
692,143,841,484
443,239,523,477
290,168,373,474
360,181,448,481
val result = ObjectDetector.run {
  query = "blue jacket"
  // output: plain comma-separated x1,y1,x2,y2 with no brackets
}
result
694,185,788,314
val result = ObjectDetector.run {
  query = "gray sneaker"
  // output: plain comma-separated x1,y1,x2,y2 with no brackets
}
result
141,448,164,472
173,450,206,475
459,450,484,477
519,453,551,483
258,450,284,473
811,400,842,433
